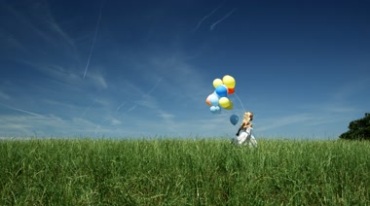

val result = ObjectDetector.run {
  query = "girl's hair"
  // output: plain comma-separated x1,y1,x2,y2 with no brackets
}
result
245,121,253,127
244,112,253,120
242,111,254,128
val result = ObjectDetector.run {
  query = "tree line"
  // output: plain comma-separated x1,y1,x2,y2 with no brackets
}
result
340,113,370,140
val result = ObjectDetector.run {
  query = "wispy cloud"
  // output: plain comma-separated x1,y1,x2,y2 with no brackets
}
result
2,1,82,87
24,61,108,91
257,113,313,132
87,71,108,89
4,1,77,53
0,32,28,54
117,53,215,136
157,112,237,137
0,102,44,117
254,100,362,138
0,116,34,135
210,8,237,31
193,5,221,32
331,77,370,102
144,78,163,97
158,111,174,121
321,105,357,114
37,64,80,82
5,5,53,46
148,55,210,103
116,102,126,112
0,91,10,100
0,112,118,137
116,77,163,114
110,118,122,126
126,105,137,113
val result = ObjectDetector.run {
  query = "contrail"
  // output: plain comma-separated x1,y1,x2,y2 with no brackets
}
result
210,8,236,31
80,104,92,119
0,102,43,117
193,5,221,33
144,78,163,97
117,78,163,114
116,102,126,112
83,1,104,79
126,105,137,113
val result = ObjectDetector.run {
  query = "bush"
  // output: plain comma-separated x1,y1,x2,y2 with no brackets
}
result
340,113,370,140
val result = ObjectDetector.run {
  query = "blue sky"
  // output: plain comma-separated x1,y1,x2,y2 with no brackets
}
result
0,0,369,139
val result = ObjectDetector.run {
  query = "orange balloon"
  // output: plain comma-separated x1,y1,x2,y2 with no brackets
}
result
205,95,211,106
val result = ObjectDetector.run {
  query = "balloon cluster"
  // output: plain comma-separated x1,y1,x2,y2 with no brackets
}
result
205,75,236,115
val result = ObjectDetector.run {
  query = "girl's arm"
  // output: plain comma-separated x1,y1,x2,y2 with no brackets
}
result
236,122,246,136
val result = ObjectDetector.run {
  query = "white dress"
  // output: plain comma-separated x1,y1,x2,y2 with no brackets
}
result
236,127,257,148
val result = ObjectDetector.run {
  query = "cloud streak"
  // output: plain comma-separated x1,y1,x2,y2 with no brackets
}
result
117,77,163,114
0,102,44,118
0,91,10,100
4,1,77,53
210,8,237,31
193,5,221,32
144,78,163,97
257,113,313,132
83,1,104,79
88,71,108,89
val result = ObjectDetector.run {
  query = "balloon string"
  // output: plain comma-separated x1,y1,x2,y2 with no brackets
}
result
234,93,246,112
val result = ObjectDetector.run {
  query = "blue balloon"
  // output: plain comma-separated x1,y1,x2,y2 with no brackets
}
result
210,106,221,114
230,114,239,125
209,93,219,106
215,85,228,97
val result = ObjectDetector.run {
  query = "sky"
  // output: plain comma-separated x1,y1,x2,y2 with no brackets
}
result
0,0,369,139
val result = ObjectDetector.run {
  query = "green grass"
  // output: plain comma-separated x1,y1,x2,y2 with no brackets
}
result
1,138,369,205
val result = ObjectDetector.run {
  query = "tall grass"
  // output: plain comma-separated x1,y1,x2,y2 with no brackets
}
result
1,138,369,205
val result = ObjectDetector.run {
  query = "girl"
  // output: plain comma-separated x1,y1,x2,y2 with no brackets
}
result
235,112,257,148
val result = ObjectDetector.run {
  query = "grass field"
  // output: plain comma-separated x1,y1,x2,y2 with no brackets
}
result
1,138,369,205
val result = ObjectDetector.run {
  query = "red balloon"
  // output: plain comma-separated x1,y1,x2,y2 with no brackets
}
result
227,87,235,94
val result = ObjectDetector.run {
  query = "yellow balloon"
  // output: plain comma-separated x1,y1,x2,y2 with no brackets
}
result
213,78,223,88
219,97,230,108
222,75,235,89
225,101,234,110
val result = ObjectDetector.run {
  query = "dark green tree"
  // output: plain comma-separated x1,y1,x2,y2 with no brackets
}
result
339,113,370,140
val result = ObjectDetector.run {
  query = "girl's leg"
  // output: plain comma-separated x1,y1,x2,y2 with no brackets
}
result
249,135,257,148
